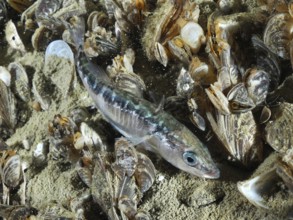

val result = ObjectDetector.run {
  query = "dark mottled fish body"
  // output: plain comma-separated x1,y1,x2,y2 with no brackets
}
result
77,53,220,179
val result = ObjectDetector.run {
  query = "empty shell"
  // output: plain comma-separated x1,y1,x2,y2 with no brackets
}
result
5,20,26,53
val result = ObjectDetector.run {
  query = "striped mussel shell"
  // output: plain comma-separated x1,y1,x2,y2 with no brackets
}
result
207,110,263,167
252,35,280,92
134,152,156,193
0,79,17,130
265,102,293,154
3,154,22,188
111,138,138,179
263,13,293,59
244,68,270,105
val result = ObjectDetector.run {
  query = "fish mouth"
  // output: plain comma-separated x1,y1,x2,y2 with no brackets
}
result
202,167,220,179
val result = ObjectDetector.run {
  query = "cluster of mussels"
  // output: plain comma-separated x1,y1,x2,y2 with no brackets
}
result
0,0,292,219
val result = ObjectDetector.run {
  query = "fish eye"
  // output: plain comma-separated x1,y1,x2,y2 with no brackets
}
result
183,151,197,166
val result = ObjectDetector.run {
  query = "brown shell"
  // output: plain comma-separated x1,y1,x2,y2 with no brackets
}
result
134,152,156,193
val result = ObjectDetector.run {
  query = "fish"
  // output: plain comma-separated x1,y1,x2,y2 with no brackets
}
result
72,17,220,179
76,53,220,179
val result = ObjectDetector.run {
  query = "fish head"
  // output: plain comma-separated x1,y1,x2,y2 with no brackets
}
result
159,126,220,179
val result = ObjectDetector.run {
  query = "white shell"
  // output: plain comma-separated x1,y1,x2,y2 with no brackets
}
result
45,40,74,64
180,22,206,54
5,20,26,53
22,139,31,150
0,66,11,86
33,142,48,165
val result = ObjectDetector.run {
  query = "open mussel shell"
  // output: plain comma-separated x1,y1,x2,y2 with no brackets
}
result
8,62,30,102
237,168,279,209
265,102,293,153
3,155,22,188
238,152,293,214
227,83,255,113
